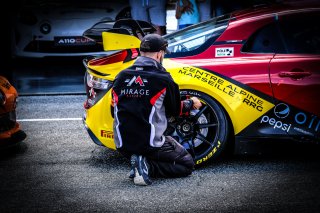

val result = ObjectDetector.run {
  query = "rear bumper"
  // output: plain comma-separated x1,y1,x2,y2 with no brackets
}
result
83,116,104,147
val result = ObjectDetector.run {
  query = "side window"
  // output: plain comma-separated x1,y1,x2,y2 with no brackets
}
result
242,22,286,53
279,13,320,54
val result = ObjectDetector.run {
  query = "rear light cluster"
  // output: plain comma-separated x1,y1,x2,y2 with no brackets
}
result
86,73,111,90
84,72,112,109
83,48,139,109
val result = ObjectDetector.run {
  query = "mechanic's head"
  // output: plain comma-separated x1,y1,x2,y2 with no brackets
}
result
140,33,169,64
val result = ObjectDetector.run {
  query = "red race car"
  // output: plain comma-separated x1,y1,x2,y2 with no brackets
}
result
83,4,320,165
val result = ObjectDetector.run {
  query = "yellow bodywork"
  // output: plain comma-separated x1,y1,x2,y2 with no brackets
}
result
162,59,274,134
102,32,141,51
84,32,274,150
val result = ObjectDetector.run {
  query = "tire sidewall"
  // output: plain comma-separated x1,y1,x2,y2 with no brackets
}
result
180,90,230,166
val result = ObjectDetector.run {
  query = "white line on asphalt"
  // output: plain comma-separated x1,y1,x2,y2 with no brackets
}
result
17,118,82,122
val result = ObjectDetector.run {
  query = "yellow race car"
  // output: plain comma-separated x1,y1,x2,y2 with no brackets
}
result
83,7,320,166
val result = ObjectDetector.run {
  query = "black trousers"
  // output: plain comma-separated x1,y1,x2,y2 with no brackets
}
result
119,136,195,178
146,136,195,178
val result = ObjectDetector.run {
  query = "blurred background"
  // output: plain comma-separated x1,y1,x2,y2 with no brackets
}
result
0,0,319,95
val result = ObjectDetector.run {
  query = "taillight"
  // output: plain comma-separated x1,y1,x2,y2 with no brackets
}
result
84,72,112,109
86,73,111,90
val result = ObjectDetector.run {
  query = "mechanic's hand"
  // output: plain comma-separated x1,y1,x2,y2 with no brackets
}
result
190,97,202,109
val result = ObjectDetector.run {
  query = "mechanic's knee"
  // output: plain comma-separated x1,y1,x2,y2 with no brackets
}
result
183,167,194,176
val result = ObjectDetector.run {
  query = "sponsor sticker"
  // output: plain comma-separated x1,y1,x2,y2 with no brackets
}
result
274,103,290,119
101,130,114,139
260,115,292,133
54,36,96,46
215,47,234,57
258,102,319,137
178,66,266,112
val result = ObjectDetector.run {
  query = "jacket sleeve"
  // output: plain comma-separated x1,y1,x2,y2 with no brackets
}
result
164,78,193,117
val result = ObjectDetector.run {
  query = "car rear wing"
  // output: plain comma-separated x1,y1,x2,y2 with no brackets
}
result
83,19,156,51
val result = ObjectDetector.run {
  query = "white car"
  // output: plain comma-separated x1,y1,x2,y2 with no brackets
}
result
12,0,130,58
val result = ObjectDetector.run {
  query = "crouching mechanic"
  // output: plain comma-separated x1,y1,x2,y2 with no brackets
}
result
112,33,202,186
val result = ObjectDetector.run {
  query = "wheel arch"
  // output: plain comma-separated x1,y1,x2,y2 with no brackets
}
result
179,84,237,136
179,87,236,164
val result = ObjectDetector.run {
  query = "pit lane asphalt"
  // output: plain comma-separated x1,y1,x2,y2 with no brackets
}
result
1,95,319,212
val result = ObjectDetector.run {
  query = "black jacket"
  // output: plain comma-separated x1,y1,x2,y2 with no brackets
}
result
112,56,192,155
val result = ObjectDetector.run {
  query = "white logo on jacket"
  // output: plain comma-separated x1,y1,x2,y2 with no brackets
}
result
125,76,148,86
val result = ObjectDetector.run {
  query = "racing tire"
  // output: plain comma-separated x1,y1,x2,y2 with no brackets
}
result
167,90,231,166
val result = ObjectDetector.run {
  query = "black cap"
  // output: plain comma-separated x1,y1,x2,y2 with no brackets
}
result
140,34,170,53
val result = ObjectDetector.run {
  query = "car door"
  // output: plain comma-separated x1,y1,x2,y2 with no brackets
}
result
227,19,292,138
269,10,320,141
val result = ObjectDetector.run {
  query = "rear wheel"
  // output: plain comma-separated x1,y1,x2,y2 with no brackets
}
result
167,90,231,166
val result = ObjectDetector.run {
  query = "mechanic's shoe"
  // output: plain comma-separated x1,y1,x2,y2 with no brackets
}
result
128,154,137,180
128,168,135,180
131,155,152,186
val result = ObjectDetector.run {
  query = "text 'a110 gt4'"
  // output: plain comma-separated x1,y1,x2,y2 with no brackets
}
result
82,4,320,166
